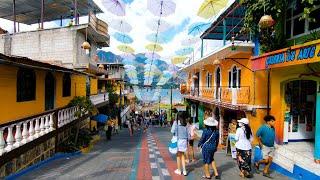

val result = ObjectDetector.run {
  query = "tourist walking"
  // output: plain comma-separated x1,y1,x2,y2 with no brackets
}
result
105,121,112,140
171,113,189,176
255,115,276,179
198,117,220,179
235,118,253,178
187,118,196,162
127,119,133,136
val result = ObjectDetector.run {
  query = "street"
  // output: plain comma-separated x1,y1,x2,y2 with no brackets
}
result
19,127,289,180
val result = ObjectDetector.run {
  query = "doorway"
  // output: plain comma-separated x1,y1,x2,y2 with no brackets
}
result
45,72,55,111
215,67,221,101
284,80,317,141
193,72,200,96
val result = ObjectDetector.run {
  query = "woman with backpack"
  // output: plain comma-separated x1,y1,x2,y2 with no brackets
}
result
198,117,220,179
235,118,253,178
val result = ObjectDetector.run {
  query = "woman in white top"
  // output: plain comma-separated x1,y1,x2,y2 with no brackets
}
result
235,118,253,178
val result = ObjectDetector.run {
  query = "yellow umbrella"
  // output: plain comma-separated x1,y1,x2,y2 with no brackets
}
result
145,43,163,52
172,56,187,64
117,45,135,53
197,0,228,19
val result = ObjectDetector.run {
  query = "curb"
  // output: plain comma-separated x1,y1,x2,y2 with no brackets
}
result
5,151,82,180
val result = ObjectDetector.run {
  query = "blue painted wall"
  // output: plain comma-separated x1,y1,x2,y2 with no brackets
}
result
315,89,320,160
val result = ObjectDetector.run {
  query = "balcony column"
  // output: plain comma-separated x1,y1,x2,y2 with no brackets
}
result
39,116,45,136
28,119,35,141
34,117,40,138
314,82,320,160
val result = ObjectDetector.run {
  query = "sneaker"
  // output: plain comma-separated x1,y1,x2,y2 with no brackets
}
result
263,173,273,179
183,170,187,176
174,169,181,175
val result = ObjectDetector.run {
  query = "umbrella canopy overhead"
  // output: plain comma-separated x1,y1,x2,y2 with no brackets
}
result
113,32,133,44
175,47,194,56
145,43,163,52
102,0,126,16
117,45,135,53
197,0,228,19
120,53,136,60
145,52,161,60
147,0,176,17
172,56,187,64
188,22,211,36
146,19,172,32
109,19,132,33
146,33,171,44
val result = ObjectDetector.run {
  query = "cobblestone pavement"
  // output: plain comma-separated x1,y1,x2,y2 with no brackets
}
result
19,126,290,180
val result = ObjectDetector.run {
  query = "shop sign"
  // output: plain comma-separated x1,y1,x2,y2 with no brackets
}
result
252,40,320,70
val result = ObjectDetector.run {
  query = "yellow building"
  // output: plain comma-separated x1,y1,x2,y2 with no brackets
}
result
0,53,88,124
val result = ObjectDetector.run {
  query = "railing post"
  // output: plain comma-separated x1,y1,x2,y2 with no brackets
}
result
54,110,59,153
39,116,45,136
34,117,40,138
21,121,29,144
5,125,14,152
45,115,50,133
28,119,35,141
13,123,22,148
0,129,6,155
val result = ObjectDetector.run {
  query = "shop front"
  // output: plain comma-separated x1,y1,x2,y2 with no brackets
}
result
252,39,320,177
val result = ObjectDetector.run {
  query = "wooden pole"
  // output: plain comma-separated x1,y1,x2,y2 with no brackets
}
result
74,0,78,25
13,0,16,33
40,0,44,29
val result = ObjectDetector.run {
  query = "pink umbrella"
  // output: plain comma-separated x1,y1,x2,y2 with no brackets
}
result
145,52,161,60
102,0,126,16
147,0,176,17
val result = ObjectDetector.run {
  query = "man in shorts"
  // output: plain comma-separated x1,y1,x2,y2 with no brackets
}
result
255,115,276,178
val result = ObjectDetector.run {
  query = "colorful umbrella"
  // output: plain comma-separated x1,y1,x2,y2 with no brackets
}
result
109,19,132,33
146,19,172,32
146,33,170,44
145,52,161,60
147,0,176,17
172,56,187,64
123,0,134,4
175,47,194,56
102,0,126,16
120,53,135,60
181,37,200,46
124,64,136,70
197,0,228,19
145,43,163,52
113,32,133,44
117,45,135,53
188,22,211,36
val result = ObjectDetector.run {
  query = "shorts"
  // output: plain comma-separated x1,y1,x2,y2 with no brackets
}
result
262,145,275,159
188,139,194,146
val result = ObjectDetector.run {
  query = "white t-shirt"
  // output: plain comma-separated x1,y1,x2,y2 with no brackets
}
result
235,127,253,150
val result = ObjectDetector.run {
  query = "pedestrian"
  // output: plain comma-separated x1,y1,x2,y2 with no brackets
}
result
255,115,276,179
127,119,132,136
187,118,196,162
235,118,253,178
106,121,112,140
172,113,189,176
198,117,220,179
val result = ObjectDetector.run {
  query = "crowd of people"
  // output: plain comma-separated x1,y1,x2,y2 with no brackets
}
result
170,109,276,179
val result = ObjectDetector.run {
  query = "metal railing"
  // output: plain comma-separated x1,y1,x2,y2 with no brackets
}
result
0,106,79,156
182,86,250,105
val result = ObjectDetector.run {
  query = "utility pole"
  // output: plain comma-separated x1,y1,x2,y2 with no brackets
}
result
159,96,161,115
170,85,173,121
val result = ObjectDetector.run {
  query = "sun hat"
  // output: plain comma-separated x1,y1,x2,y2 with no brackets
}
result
237,118,249,125
204,117,218,126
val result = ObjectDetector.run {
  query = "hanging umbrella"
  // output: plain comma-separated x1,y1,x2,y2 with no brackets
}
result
146,19,172,32
118,45,135,53
145,43,163,52
123,0,134,4
113,32,133,44
181,37,200,46
147,0,176,17
172,56,187,64
197,0,228,19
124,64,136,70
145,52,161,60
146,33,170,44
120,53,135,60
109,19,132,33
175,47,194,56
102,0,126,16
188,22,211,36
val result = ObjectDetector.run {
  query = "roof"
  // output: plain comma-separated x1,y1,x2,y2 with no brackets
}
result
0,53,87,75
0,0,102,25
201,0,247,41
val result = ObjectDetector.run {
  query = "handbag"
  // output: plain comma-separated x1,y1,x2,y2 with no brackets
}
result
168,121,179,155
199,131,215,153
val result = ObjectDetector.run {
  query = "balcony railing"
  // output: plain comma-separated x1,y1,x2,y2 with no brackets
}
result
183,86,250,105
0,106,79,156
90,93,109,105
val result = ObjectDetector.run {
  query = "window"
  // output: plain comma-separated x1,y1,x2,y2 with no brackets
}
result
206,72,212,88
229,66,241,88
285,1,320,38
62,73,71,97
17,68,36,102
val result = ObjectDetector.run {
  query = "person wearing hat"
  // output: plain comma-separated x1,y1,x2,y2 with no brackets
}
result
198,117,220,179
235,118,253,178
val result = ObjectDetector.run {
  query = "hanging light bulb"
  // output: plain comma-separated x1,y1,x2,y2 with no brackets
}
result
259,15,275,28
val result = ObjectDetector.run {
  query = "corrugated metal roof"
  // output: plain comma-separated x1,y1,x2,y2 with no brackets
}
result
0,0,102,24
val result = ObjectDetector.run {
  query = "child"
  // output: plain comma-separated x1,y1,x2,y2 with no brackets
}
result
187,118,196,162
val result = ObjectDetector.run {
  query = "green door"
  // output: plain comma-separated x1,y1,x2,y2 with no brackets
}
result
198,104,204,129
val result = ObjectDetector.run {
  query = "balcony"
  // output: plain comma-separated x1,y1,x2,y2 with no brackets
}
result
182,86,250,110
0,106,82,156
90,93,109,107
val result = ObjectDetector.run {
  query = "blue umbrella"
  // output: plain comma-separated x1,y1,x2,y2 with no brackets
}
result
188,22,211,37
175,47,194,56
92,114,109,123
113,32,133,44
123,0,134,4
146,33,170,44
